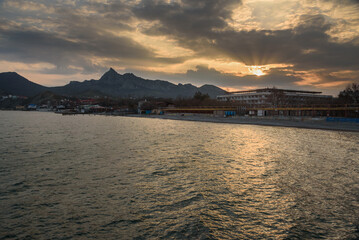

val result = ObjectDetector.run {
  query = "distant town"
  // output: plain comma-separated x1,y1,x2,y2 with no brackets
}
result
1,86,358,120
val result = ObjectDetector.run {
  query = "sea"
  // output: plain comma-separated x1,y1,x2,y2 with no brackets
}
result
1,110,359,239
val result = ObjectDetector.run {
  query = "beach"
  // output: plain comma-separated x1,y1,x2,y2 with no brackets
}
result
128,114,359,132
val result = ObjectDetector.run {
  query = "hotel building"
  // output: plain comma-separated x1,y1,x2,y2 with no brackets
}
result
217,88,333,107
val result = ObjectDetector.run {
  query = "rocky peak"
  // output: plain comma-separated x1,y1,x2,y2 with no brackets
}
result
99,68,120,82
123,73,138,80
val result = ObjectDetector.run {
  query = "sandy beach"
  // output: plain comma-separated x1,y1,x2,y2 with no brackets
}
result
128,114,359,132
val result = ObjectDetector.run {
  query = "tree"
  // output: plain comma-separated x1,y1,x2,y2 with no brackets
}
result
339,83,359,104
193,91,210,101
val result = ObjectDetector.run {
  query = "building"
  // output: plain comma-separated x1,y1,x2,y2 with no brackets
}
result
217,88,333,107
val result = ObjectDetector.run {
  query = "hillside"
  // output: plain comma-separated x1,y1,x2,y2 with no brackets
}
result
0,72,48,97
0,68,227,98
52,68,227,98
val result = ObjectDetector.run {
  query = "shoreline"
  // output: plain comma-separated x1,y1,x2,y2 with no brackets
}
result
2,110,359,132
126,114,359,132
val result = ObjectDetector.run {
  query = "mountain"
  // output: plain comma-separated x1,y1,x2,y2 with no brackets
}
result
199,85,228,99
0,72,48,97
0,68,227,98
52,68,227,98
0,88,8,96
27,91,63,105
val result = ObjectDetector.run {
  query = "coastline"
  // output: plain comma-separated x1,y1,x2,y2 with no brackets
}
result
126,114,359,132
2,110,359,132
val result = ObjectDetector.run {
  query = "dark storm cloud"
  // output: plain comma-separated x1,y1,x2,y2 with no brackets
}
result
54,2,135,32
3,0,358,73
0,23,158,71
133,1,359,75
211,14,359,71
132,0,243,58
0,1,187,74
133,0,241,37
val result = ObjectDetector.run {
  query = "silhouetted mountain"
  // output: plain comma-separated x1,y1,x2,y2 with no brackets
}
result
199,85,227,99
27,91,63,105
52,68,227,98
0,72,48,97
0,88,8,96
0,69,227,98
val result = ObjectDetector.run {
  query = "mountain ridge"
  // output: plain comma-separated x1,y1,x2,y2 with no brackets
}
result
0,68,227,98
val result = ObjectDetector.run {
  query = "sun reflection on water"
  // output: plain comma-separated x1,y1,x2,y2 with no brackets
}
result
198,126,297,238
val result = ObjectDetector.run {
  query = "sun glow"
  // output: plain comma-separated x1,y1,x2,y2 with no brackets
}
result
248,66,266,76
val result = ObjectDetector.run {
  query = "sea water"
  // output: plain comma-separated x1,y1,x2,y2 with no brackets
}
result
1,111,359,239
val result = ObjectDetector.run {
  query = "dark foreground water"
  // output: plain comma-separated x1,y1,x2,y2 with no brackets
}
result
1,111,359,239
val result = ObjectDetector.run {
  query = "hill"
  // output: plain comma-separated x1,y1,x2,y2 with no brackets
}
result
0,72,48,97
0,68,227,98
52,68,227,98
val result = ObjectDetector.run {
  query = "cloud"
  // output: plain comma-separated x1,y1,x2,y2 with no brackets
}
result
124,64,310,90
3,0,52,13
134,1,359,67
133,0,241,36
0,1,188,74
134,1,359,76
184,65,301,89
323,0,359,5
0,0,358,95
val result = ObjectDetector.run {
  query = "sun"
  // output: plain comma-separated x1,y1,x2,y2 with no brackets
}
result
248,66,266,76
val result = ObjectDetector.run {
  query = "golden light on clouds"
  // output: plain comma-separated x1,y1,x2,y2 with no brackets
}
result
247,64,292,76
0,61,55,73
248,66,266,76
316,81,352,88
292,71,323,86
221,87,242,92
124,31,194,59
222,86,260,92
329,70,359,80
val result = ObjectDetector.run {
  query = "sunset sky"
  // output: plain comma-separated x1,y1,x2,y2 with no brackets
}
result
1,0,359,95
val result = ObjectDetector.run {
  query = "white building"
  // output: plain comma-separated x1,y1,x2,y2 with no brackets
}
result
217,88,333,107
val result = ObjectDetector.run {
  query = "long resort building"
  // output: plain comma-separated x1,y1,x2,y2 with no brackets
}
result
217,88,333,107
161,88,358,118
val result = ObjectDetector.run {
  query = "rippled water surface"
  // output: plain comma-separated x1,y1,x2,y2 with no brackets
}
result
1,111,359,239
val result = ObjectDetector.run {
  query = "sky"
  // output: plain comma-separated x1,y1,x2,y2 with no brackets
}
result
1,0,359,96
